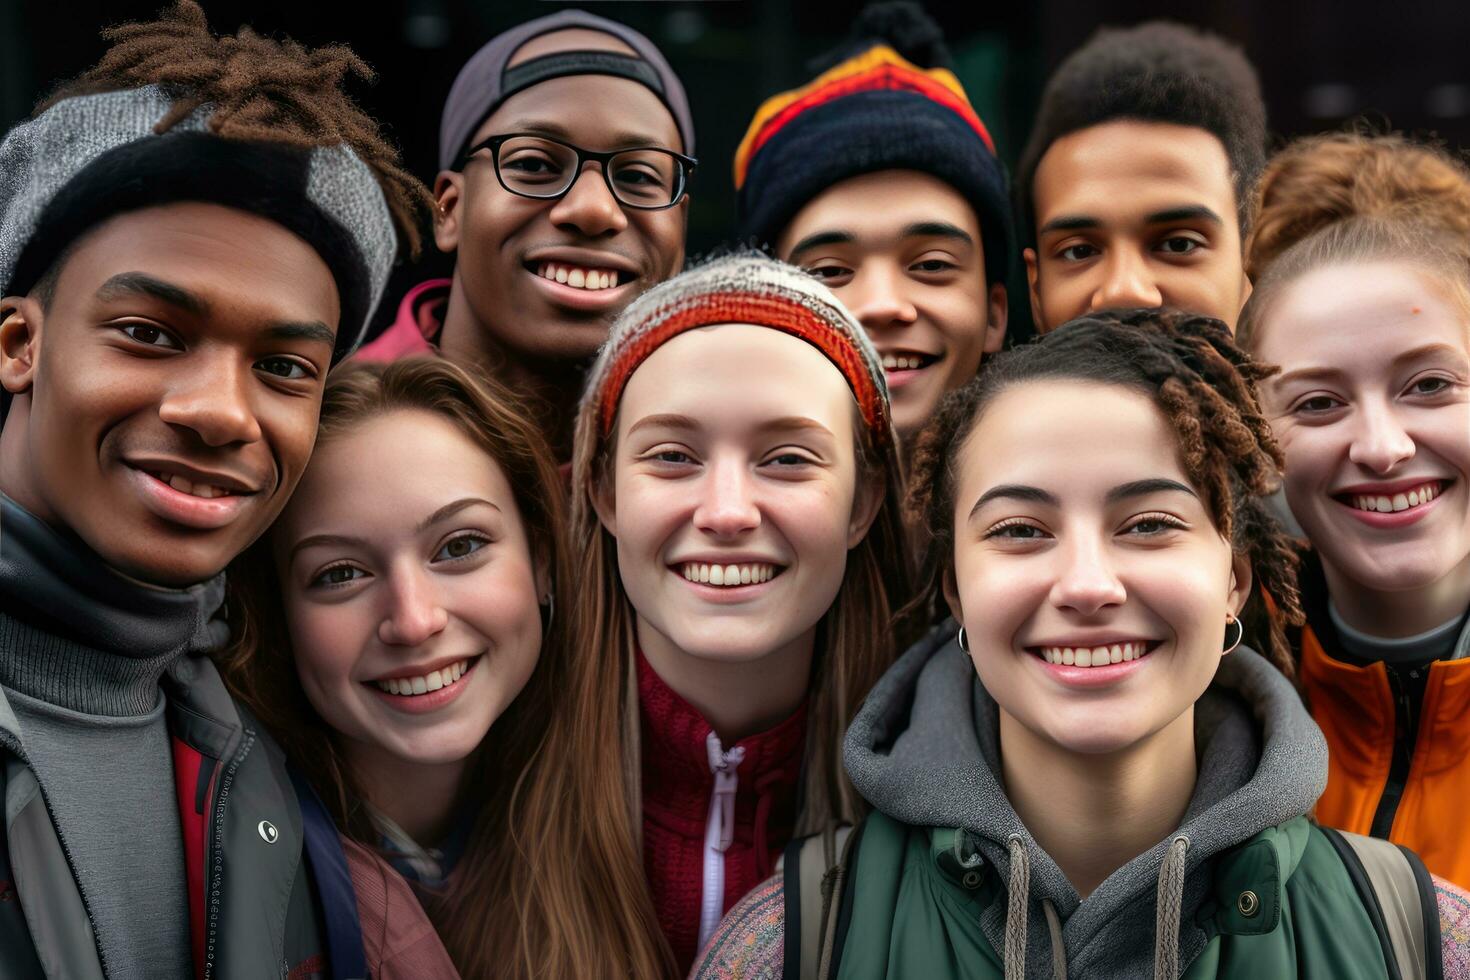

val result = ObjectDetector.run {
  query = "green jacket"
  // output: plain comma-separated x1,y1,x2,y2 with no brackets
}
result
693,622,1456,978
830,812,1420,979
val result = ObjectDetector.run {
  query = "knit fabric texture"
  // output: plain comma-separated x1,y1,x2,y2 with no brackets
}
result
0,84,396,359
734,44,1013,286
582,251,893,442
638,652,806,976
688,874,785,980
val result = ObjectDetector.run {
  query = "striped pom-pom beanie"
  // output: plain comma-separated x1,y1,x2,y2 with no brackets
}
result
583,252,892,443
734,3,1012,287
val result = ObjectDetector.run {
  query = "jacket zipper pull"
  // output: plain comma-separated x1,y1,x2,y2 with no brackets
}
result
706,732,746,853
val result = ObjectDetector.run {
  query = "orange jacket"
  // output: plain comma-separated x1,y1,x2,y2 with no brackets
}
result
1298,601,1470,888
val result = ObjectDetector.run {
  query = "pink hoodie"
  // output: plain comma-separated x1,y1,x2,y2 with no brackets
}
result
354,279,450,362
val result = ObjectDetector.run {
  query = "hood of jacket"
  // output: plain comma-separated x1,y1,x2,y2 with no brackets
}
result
844,620,1329,978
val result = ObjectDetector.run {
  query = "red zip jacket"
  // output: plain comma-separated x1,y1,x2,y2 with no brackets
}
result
637,652,806,975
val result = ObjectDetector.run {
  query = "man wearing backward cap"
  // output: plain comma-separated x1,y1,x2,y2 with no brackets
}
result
359,9,696,458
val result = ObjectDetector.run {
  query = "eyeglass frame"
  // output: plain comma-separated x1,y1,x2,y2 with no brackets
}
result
455,132,697,212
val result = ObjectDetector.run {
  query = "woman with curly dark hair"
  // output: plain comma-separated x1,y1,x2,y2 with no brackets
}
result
695,309,1468,979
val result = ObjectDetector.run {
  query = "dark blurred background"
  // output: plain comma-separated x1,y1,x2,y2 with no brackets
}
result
5,0,1469,341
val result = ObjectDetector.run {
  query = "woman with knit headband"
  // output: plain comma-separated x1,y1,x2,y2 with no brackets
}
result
513,252,913,977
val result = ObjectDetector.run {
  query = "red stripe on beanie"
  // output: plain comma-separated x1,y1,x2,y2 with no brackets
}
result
742,64,994,185
597,292,887,440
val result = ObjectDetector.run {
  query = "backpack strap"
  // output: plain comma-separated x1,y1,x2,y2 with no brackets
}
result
288,766,369,980
1321,827,1442,980
780,822,858,980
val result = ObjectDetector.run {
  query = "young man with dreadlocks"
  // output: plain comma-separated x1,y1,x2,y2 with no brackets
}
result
357,9,695,460
1017,22,1266,334
0,4,428,976
694,309,1470,979
734,2,1011,446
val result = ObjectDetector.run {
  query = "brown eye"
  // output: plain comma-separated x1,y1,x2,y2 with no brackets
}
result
433,535,488,562
312,565,367,588
121,323,182,350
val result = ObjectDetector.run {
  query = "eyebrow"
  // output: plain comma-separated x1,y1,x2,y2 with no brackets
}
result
96,272,334,348
625,413,836,439
901,221,973,244
96,272,207,316
967,478,1197,520
787,231,857,259
288,498,502,561
265,321,336,349
1037,205,1224,237
1273,342,1466,387
786,222,973,261
416,496,502,533
969,484,1057,519
1105,478,1198,503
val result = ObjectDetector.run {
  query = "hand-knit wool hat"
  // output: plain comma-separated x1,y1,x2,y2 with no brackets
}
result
0,2,425,362
734,2,1012,287
583,252,893,444
439,9,695,172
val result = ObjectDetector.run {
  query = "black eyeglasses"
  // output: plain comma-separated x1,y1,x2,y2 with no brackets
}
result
457,133,696,211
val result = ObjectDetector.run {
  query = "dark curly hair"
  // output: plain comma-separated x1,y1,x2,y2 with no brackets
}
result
37,0,431,258
906,307,1303,675
1015,21,1267,249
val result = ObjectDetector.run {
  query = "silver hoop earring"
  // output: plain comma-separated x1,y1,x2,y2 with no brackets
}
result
957,626,970,652
540,592,555,633
1223,614,1243,654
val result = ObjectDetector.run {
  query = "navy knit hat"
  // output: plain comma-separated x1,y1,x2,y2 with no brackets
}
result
734,4,1012,286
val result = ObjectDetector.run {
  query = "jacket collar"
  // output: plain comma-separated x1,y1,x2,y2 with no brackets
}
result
636,649,807,828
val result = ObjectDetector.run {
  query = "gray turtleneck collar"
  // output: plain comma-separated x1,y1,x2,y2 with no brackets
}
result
1328,599,1466,666
0,492,228,716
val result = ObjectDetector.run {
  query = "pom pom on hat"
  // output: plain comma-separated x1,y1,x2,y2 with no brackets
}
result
734,3,1013,286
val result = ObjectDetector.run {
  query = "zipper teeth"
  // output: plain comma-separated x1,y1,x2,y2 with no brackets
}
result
202,730,256,980
1369,668,1415,838
0,731,111,976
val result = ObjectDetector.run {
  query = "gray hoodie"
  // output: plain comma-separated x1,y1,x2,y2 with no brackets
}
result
844,620,1329,978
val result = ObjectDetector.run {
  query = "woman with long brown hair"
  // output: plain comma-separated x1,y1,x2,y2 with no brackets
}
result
492,252,914,977
219,356,571,978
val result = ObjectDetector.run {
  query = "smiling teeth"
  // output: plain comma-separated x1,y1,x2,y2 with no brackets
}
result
1351,481,1440,513
1039,642,1147,666
537,262,619,290
153,472,233,499
881,353,929,371
375,658,471,696
680,562,779,586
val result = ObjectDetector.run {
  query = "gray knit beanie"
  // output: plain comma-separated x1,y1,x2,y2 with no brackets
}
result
0,84,398,361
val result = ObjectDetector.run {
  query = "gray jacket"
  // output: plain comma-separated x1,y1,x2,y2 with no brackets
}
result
0,653,327,979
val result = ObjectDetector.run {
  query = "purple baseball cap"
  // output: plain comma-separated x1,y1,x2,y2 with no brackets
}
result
438,9,695,172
